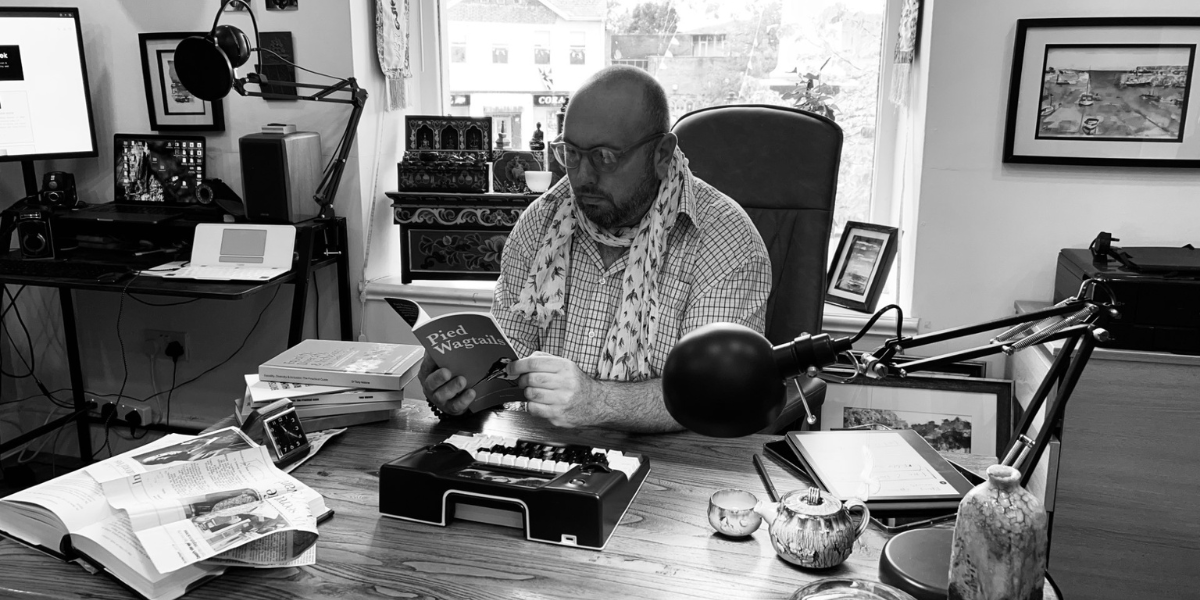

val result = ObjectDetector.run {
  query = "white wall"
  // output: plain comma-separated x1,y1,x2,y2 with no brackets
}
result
911,0,1200,351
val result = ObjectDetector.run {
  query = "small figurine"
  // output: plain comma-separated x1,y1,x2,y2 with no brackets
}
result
495,121,508,151
555,96,569,137
529,123,545,151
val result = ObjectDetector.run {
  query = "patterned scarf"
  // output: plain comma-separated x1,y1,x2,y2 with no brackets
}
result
375,0,411,110
511,147,691,381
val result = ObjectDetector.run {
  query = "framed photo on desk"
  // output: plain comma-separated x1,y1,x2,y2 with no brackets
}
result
138,32,225,132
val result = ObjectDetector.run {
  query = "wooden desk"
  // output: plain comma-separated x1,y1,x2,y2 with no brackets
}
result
1009,301,1200,600
0,218,353,460
0,399,1063,599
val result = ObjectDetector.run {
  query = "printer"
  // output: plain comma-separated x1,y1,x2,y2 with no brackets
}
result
1054,242,1200,354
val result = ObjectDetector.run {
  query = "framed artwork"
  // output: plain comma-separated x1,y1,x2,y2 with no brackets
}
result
826,221,899,313
820,372,1015,458
138,32,225,132
1003,17,1200,167
265,0,299,10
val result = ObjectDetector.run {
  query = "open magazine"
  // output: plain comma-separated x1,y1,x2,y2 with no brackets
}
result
0,427,330,600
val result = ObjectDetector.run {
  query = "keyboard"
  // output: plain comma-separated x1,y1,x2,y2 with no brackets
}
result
163,266,285,281
0,259,131,281
380,432,651,550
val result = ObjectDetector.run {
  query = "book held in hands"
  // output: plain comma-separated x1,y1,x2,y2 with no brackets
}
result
0,427,330,600
385,297,525,413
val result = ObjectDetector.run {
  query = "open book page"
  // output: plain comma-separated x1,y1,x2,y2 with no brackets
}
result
71,510,222,593
100,445,320,574
798,431,960,501
84,427,257,485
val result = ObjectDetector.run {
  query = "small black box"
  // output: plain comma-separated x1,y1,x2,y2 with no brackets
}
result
1054,248,1200,354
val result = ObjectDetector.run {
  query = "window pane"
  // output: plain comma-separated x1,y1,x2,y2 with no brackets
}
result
445,0,885,232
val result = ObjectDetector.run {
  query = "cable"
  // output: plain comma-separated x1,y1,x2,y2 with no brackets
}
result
312,275,320,339
125,295,201,307
137,286,281,405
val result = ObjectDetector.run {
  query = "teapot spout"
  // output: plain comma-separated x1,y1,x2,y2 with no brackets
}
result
753,500,779,526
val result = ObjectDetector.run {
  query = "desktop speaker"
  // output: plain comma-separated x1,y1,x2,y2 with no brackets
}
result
16,208,56,259
40,171,77,208
239,131,322,223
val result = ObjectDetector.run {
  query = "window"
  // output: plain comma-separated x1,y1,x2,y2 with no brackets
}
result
569,32,586,65
451,43,466,63
442,0,898,269
534,31,550,64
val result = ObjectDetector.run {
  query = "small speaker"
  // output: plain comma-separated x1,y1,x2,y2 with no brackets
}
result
40,171,77,208
16,208,56,259
240,131,322,223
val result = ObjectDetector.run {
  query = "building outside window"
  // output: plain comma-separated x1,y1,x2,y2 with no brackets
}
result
443,0,895,259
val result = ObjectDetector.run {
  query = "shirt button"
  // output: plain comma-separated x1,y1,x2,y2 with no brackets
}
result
587,330,596,339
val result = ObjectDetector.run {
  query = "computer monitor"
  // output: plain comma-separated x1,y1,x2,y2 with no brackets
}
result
0,7,98,196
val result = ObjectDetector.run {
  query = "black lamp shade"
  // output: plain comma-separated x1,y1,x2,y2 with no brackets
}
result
173,25,251,101
662,323,785,437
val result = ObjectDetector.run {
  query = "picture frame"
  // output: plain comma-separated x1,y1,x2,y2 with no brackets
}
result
825,221,898,313
1002,17,1200,167
138,32,225,132
819,371,1014,458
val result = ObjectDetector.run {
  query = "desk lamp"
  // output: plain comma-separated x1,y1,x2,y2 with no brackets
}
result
172,0,367,220
662,279,1117,597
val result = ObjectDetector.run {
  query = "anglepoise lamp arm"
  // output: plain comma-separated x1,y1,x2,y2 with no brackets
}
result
851,297,1112,486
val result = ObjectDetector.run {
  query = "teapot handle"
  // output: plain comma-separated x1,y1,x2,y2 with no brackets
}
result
844,498,870,540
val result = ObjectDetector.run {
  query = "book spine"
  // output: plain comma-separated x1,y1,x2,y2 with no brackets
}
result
299,410,394,430
295,401,406,418
270,390,407,406
258,365,405,390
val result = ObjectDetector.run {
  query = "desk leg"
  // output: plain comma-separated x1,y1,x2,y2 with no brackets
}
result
335,218,353,341
59,287,93,464
288,226,315,347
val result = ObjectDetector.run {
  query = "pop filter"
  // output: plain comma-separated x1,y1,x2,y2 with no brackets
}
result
174,25,253,101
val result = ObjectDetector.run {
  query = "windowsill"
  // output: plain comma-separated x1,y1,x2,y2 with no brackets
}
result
364,278,919,339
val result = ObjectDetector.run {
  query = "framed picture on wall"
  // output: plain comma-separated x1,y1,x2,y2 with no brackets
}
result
138,32,225,132
819,371,1014,458
1002,17,1200,167
825,221,899,313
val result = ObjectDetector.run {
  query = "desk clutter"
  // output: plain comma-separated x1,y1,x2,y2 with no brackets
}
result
380,432,650,550
0,427,330,600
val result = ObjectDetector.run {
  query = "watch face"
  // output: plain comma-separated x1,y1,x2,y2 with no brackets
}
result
264,409,308,458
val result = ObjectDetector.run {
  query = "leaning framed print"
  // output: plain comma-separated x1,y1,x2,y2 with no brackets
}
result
819,371,1015,458
138,32,225,132
826,221,899,313
1002,17,1200,167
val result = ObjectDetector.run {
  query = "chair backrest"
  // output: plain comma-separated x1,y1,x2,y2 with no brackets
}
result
672,104,842,345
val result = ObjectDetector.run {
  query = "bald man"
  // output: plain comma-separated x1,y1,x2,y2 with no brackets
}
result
420,66,771,433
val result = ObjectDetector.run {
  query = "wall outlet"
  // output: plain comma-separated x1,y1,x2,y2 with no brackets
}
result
143,329,189,361
91,397,118,419
119,402,152,427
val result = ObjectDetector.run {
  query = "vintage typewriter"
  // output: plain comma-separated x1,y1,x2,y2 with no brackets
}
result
379,432,650,550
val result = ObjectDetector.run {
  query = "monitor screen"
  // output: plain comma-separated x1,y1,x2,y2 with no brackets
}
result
0,7,97,161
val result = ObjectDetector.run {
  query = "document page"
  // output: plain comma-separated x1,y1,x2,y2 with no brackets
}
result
799,431,960,501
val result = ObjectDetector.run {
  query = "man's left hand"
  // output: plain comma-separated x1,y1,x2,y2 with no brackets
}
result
508,351,601,428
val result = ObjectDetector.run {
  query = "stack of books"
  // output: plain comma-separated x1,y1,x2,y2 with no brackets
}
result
242,339,425,430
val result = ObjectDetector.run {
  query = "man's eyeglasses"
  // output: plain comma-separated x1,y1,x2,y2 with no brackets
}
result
548,132,667,173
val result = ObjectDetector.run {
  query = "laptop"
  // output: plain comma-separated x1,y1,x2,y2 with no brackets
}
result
163,223,295,281
59,133,208,224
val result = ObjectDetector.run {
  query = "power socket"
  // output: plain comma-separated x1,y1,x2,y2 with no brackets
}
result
119,402,152,427
143,329,189,361
91,397,118,420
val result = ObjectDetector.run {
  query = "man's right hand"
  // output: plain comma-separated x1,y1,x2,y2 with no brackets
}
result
419,354,476,416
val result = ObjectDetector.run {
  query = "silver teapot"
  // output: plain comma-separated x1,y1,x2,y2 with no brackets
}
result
754,487,870,569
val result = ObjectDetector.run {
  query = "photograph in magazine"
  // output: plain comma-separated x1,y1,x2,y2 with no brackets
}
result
131,428,255,466
187,488,288,553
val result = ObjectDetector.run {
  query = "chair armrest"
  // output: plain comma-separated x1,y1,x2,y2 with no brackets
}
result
760,376,826,434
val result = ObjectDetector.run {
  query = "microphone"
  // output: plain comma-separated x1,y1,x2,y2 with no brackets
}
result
661,323,852,438
174,6,257,101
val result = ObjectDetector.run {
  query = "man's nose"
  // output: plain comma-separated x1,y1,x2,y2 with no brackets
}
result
572,155,599,188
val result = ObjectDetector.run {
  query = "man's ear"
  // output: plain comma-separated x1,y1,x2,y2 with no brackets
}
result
654,132,679,178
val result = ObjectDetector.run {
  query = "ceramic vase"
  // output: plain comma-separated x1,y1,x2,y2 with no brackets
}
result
948,464,1048,600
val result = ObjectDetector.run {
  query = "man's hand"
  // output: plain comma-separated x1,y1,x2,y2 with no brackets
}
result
419,354,475,415
508,351,601,428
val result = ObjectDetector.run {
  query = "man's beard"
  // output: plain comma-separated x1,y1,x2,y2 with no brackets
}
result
576,158,661,229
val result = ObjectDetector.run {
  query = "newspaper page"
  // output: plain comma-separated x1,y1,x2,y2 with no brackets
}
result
100,444,320,574
84,427,258,484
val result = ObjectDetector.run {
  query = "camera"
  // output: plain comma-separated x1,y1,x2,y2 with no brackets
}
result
40,171,77,208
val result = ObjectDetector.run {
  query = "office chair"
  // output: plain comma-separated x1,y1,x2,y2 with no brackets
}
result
672,104,842,433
